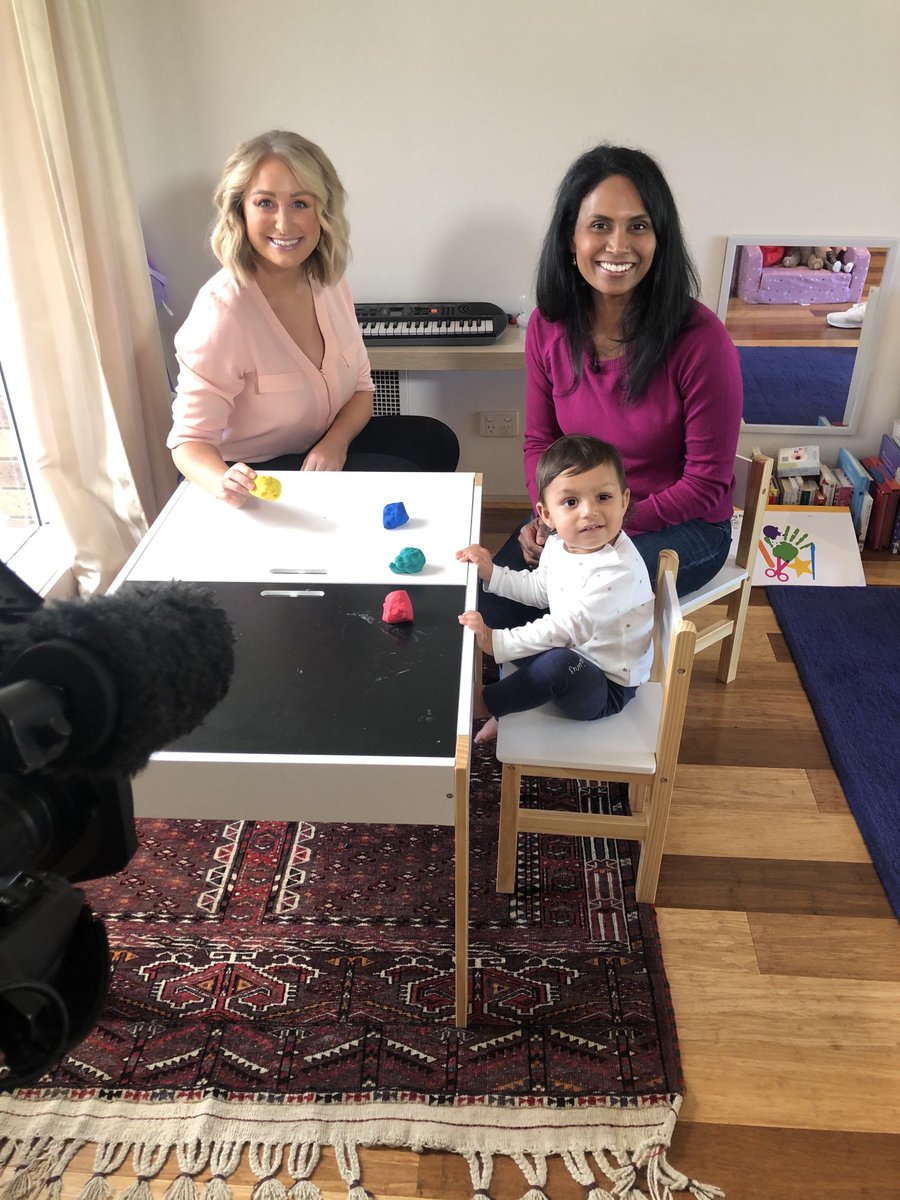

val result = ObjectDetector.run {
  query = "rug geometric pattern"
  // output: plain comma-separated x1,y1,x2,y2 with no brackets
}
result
46,746,682,1102
0,743,713,1199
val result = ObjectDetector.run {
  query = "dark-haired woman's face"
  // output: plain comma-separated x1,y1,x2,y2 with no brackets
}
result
570,175,656,308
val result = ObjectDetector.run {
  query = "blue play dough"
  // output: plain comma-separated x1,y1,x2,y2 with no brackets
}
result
389,546,425,575
383,501,409,529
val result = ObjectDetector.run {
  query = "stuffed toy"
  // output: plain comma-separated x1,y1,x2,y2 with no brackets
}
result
760,245,784,267
832,247,854,273
818,247,837,271
782,246,833,270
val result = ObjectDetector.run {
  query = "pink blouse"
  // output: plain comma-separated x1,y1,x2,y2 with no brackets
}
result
167,271,374,463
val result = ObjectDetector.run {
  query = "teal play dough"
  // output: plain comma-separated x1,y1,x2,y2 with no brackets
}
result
389,546,425,574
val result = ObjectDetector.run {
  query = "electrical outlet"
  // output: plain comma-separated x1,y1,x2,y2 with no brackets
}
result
479,411,519,437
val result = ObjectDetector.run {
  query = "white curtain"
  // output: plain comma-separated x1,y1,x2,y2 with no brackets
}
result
0,0,176,594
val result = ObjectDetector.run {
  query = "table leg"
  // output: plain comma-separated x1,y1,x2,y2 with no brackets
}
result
454,737,470,1027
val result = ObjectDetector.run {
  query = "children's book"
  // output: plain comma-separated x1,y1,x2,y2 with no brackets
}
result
860,457,900,551
890,505,900,554
780,475,800,505
857,492,874,550
816,463,838,506
879,433,900,483
798,477,818,506
832,467,854,508
837,447,874,538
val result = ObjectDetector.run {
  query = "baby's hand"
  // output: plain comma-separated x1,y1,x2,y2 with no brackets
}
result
458,609,494,656
456,544,493,583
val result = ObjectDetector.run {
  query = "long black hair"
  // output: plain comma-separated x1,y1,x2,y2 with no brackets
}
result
535,145,700,402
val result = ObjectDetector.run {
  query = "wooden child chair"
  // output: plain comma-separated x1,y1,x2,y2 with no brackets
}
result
493,550,695,905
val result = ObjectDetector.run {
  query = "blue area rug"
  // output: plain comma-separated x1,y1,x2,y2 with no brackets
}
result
739,346,856,426
768,586,900,916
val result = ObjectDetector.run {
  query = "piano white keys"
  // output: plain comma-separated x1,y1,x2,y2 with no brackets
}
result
355,302,506,344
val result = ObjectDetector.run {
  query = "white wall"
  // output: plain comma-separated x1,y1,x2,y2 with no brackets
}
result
99,0,900,497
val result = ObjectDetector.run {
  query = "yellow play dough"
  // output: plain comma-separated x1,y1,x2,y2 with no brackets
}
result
250,474,282,501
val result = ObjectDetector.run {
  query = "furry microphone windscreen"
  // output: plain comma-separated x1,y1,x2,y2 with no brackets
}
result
0,583,235,778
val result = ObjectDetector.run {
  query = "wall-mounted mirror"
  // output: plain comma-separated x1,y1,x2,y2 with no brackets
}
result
717,237,897,435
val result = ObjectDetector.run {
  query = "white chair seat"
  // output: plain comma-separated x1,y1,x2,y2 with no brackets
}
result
496,682,662,775
679,561,747,613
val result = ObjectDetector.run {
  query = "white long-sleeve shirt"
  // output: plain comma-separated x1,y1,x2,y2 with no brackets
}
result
486,532,654,687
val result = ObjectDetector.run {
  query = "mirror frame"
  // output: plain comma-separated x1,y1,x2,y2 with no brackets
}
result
717,235,898,436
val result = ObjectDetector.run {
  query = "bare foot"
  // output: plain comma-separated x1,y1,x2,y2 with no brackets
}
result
474,715,499,744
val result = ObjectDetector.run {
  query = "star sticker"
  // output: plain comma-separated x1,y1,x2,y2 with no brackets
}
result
792,557,814,578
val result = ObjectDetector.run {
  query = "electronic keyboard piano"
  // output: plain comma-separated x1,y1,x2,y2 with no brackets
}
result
355,301,507,345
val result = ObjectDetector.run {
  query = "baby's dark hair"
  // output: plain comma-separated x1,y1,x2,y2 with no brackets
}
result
535,435,627,502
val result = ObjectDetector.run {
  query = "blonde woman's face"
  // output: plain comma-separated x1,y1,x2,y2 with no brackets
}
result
242,157,320,276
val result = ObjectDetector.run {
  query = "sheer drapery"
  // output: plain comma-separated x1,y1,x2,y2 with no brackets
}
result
0,0,176,593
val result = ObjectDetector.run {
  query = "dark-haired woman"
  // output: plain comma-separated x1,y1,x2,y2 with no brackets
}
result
485,145,741,623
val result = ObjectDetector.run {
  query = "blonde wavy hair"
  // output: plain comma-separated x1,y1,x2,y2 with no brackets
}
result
210,130,350,287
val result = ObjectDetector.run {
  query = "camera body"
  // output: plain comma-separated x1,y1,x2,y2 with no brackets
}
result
0,559,234,1088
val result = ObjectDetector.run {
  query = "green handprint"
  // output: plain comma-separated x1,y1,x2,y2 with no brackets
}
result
769,524,812,564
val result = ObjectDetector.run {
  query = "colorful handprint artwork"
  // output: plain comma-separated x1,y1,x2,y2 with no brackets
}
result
759,523,816,582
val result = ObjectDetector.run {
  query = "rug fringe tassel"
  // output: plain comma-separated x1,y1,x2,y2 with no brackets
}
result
44,1141,85,1200
119,1142,171,1200
248,1144,287,1200
285,1143,321,1200
76,1143,131,1200
0,1137,56,1200
463,1148,493,1200
333,1144,368,1200
201,1144,244,1200
589,1148,645,1200
643,1151,724,1200
561,1149,615,1200
1,1110,725,1200
0,1138,81,1200
511,1151,549,1200
165,1140,213,1200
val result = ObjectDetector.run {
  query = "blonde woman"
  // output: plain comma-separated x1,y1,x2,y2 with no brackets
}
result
168,130,458,506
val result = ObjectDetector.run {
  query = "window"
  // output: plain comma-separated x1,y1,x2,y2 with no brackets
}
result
0,360,41,562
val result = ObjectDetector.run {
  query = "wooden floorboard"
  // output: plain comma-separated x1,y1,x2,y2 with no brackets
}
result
656,855,895,917
4,523,897,1199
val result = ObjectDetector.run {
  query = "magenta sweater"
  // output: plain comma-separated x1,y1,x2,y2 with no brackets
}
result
524,301,743,533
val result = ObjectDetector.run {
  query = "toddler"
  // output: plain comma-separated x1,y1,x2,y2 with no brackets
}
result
458,435,653,743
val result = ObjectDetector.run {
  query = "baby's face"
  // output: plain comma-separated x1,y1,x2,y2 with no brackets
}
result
537,464,630,555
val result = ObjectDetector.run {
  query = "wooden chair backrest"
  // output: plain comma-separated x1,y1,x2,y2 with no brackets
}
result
733,453,774,571
653,567,697,769
651,548,679,684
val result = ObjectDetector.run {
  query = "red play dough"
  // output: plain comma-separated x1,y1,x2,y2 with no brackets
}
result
382,589,414,623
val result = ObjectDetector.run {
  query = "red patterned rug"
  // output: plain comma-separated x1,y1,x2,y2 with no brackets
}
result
0,742,720,1199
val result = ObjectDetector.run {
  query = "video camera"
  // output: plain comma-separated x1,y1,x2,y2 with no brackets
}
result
0,559,234,1089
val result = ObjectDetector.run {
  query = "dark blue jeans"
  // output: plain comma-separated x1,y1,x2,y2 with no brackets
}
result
479,516,732,628
484,648,635,721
